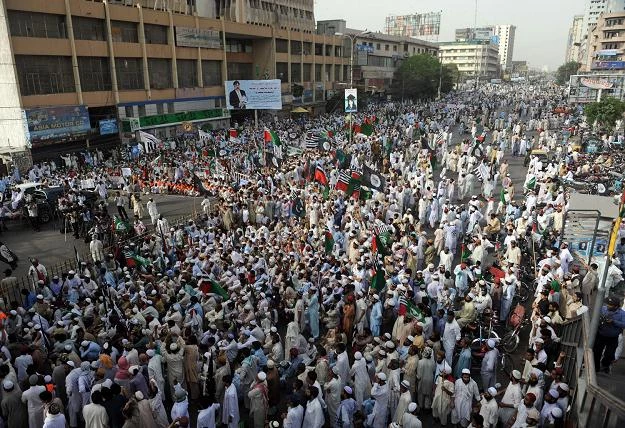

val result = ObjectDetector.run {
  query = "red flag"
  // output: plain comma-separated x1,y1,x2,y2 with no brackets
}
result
264,129,271,142
371,234,378,254
229,128,238,138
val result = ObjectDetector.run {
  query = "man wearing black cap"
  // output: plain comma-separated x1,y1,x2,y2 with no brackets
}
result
593,296,625,373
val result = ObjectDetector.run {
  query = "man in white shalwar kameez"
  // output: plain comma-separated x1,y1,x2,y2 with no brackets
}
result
393,380,413,423
303,386,325,428
221,376,240,428
324,368,341,428
370,373,389,428
349,352,371,409
451,369,481,427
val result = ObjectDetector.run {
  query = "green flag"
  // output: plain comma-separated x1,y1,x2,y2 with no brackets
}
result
360,188,373,201
114,217,128,232
206,279,229,300
525,176,536,190
371,264,386,291
376,231,393,256
361,123,374,136
460,245,471,262
270,130,281,146
132,254,150,268
322,185,330,200
500,189,507,205
324,229,334,254
405,301,425,322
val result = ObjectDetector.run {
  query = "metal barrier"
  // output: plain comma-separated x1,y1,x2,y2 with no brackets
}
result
560,312,625,428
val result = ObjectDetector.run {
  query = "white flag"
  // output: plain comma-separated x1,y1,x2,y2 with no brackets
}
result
138,131,161,154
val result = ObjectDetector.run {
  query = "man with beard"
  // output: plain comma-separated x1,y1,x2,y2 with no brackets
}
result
523,369,544,409
452,369,481,427
510,392,537,428
539,389,560,427
498,370,523,426
478,387,499,428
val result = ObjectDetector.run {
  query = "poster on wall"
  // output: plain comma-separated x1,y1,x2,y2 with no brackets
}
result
225,79,282,110
175,27,221,49
99,119,119,135
344,88,358,113
24,105,91,143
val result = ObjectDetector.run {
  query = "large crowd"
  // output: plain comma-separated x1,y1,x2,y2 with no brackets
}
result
0,81,623,428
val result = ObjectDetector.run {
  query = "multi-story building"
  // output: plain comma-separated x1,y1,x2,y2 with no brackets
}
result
317,19,438,95
566,15,585,63
438,40,500,79
0,0,349,163
580,0,625,62
582,11,625,72
455,25,515,71
493,25,516,71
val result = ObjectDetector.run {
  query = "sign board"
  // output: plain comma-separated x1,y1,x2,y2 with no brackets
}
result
591,61,625,70
595,49,620,56
580,77,614,89
225,79,282,110
129,118,141,132
356,44,374,53
344,88,358,113
175,27,220,49
99,119,118,135
24,106,91,143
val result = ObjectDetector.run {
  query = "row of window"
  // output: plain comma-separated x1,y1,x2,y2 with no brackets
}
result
359,41,435,55
248,0,313,20
15,55,225,96
276,62,346,83
275,39,342,56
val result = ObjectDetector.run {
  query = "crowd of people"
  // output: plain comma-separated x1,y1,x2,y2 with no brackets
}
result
0,81,623,428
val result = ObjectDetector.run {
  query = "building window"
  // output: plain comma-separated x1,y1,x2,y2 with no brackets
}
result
303,42,312,55
177,59,197,88
291,63,301,82
276,62,289,82
73,16,105,41
227,62,253,80
303,64,311,81
15,55,74,96
116,58,144,90
156,103,164,115
202,60,222,86
276,39,288,53
335,46,342,57
291,40,302,55
385,44,389,51
225,39,253,53
8,11,66,39
325,64,332,81
393,45,397,52
111,21,138,43
376,43,380,50
334,65,340,81
144,24,168,45
325,45,332,56
78,57,111,91
315,43,323,55
315,64,322,81
148,58,172,89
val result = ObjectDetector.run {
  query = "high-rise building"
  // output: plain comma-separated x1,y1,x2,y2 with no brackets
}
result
0,0,349,162
582,11,625,72
493,25,516,71
581,0,625,57
566,15,585,63
454,25,515,71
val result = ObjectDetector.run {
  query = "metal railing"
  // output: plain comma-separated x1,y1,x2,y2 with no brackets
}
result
561,312,625,428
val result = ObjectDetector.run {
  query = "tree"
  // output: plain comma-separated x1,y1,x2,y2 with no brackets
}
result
584,97,625,130
555,61,580,85
391,54,451,100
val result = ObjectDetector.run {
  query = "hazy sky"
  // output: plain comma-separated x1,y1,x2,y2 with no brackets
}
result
315,0,587,70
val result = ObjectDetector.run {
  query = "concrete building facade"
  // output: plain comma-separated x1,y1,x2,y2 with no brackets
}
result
438,40,500,79
317,19,438,95
0,0,349,162
582,11,625,72
493,24,516,71
566,15,585,63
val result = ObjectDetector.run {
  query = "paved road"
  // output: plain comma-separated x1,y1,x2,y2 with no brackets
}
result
1,193,203,281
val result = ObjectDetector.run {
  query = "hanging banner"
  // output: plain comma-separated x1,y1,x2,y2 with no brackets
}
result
344,88,358,113
225,79,282,110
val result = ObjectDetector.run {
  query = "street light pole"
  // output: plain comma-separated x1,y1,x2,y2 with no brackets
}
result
336,30,370,146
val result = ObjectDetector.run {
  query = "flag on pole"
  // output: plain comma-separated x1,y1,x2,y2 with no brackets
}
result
335,171,351,192
371,261,386,291
399,299,425,322
324,227,334,254
314,166,328,186
138,131,161,154
362,165,387,192
199,279,230,300
74,246,81,270
460,244,472,262
500,189,507,205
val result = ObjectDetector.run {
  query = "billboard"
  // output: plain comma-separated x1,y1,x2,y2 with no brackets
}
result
175,27,221,49
345,88,357,113
225,79,282,110
24,105,91,143
99,119,118,135
568,74,625,103
591,61,625,70
385,12,441,38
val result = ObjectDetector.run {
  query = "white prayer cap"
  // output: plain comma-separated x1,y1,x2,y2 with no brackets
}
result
257,371,267,381
488,387,497,396
344,386,353,394
376,372,387,381
461,368,471,375
408,402,417,412
2,380,13,390
354,352,363,360
401,380,410,389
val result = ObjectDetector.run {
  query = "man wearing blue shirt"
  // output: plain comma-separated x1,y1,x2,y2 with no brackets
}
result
594,296,625,373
